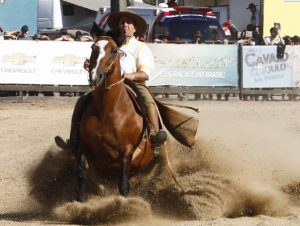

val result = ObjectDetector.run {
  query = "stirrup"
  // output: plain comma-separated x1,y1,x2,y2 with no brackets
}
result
150,130,167,147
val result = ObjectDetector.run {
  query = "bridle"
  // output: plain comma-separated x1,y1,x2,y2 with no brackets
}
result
88,46,124,91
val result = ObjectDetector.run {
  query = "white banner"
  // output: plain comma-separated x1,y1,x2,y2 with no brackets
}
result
0,40,90,85
286,45,300,87
1,41,300,88
242,45,300,88
148,44,238,87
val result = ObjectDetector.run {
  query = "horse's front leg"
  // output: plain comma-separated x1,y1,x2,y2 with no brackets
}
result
118,145,133,197
76,148,88,202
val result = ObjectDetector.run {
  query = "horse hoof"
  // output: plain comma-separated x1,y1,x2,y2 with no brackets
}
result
76,194,87,202
119,181,130,197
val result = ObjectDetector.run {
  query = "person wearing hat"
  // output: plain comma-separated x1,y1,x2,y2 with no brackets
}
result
107,11,167,147
191,31,203,44
3,30,19,40
263,26,285,46
55,28,74,41
222,20,238,40
167,0,178,7
247,3,260,30
55,11,167,154
17,25,32,40
157,30,169,43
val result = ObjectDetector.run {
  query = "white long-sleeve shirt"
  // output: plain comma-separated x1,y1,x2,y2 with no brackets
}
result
119,37,154,79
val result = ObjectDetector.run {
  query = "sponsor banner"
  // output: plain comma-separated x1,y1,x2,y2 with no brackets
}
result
0,40,90,85
242,45,300,88
2,41,299,88
147,44,238,87
286,45,300,87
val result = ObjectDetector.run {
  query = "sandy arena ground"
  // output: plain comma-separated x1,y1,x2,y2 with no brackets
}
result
0,96,300,226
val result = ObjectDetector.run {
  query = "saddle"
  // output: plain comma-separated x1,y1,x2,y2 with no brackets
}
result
124,79,199,148
124,78,147,119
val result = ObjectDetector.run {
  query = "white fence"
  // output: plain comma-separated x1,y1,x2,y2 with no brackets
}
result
0,41,299,96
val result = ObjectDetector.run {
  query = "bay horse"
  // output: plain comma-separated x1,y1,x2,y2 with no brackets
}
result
76,36,159,200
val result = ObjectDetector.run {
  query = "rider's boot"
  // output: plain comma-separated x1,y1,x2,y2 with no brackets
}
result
55,93,93,154
55,130,78,155
146,103,167,147
55,102,83,155
61,118,79,154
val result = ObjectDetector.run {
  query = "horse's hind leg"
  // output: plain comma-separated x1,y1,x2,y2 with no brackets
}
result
76,149,88,202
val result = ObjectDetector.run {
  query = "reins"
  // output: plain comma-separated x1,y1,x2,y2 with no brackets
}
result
105,77,125,91
89,47,125,91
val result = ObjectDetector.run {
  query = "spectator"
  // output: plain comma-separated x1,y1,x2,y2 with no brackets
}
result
252,30,264,45
291,35,300,45
55,28,74,41
40,34,50,40
283,35,292,45
0,26,3,38
160,34,169,43
0,26,4,40
3,30,19,40
237,35,255,46
172,36,184,44
138,35,145,42
32,34,41,40
238,25,264,46
191,31,203,44
206,28,222,44
222,20,238,41
155,31,169,43
246,3,260,31
263,27,285,45
32,33,50,41
167,0,178,7
17,25,32,40
75,31,93,42
263,27,285,101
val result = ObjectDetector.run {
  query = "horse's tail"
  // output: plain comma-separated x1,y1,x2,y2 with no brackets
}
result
162,142,185,192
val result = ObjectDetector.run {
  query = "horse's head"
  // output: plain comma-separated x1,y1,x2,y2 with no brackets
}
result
88,36,120,87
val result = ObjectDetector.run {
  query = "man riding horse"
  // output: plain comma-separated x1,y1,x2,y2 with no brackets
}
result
55,11,167,153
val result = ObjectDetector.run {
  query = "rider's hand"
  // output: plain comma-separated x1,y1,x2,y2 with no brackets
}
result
83,59,90,71
124,73,135,80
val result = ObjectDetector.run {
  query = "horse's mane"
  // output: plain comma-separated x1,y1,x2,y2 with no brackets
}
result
96,35,117,46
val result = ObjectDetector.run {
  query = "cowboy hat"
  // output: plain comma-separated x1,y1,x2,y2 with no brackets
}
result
247,3,257,9
107,11,147,37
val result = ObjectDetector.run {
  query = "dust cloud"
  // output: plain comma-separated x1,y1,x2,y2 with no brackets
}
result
54,195,151,224
27,102,300,224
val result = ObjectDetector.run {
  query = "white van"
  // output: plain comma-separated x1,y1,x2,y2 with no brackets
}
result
38,0,63,29
37,0,96,32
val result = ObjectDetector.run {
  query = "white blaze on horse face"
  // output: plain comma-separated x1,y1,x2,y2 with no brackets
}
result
91,40,109,84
